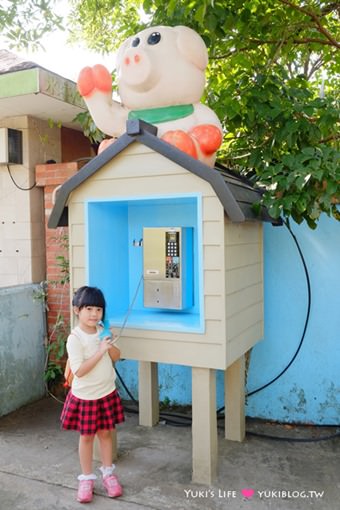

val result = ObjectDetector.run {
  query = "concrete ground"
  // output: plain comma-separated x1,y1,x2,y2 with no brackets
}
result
0,397,338,510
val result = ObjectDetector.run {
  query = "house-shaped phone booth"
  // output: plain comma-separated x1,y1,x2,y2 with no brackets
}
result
49,120,280,483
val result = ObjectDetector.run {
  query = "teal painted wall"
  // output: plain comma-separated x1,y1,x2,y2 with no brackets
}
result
116,214,340,425
0,284,46,417
246,214,340,424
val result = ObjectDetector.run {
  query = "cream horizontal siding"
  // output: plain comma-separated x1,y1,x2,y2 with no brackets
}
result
224,221,263,366
116,143,155,157
225,220,262,245
115,322,223,344
70,224,86,282
226,283,262,318
71,202,85,221
227,302,263,340
72,245,85,267
82,144,214,180
204,270,223,295
68,205,86,306
120,335,226,369
72,267,86,291
203,221,222,245
201,199,225,352
71,146,196,181
67,147,220,202
227,321,264,366
203,245,224,270
204,319,226,339
205,295,224,320
225,242,262,269
70,223,85,245
69,173,215,202
202,196,222,221
226,264,263,294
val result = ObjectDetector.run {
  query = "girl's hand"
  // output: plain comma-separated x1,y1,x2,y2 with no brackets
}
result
98,338,112,354
110,333,119,345
109,327,118,341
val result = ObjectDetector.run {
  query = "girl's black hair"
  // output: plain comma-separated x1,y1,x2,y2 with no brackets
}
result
72,286,106,319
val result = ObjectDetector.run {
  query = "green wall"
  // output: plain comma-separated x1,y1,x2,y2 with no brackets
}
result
0,284,46,417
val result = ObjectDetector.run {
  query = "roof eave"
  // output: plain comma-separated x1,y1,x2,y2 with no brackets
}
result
48,120,280,228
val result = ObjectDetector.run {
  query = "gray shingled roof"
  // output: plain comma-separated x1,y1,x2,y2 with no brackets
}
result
0,49,38,75
48,120,281,228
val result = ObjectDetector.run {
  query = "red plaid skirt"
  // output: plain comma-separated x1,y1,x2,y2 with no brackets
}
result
60,389,125,435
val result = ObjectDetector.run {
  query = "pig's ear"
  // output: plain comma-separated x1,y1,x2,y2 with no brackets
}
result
174,26,208,71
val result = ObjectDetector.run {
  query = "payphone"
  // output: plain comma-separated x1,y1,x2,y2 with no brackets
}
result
143,227,193,310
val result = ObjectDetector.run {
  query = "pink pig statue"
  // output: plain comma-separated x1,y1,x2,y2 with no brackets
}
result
77,25,223,167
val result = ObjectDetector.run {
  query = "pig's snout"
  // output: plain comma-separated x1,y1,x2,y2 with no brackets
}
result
120,48,158,90
124,54,141,66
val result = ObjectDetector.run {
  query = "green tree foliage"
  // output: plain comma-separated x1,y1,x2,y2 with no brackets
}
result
68,0,339,227
0,0,63,49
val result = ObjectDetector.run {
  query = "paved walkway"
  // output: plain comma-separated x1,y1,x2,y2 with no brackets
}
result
0,397,338,509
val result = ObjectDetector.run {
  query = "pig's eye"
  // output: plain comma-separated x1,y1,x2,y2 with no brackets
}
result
147,32,161,45
132,37,140,47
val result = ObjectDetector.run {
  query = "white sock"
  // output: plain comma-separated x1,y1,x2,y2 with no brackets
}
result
99,464,115,478
78,473,97,481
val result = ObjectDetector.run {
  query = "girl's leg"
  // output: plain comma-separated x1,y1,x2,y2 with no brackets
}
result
97,429,122,498
96,429,113,468
79,434,95,475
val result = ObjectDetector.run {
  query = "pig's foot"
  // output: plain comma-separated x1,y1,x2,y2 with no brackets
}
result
161,130,198,158
188,125,222,155
98,138,116,154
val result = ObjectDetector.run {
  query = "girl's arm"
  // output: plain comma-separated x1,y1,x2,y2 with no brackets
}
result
75,339,112,378
108,344,121,363
107,329,121,362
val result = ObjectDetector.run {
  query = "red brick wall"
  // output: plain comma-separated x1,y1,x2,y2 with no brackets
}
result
36,162,80,339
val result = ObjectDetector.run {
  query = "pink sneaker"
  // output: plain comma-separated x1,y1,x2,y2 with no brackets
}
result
77,479,94,503
103,474,123,498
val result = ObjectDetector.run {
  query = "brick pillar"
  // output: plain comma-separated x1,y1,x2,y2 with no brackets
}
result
36,162,80,342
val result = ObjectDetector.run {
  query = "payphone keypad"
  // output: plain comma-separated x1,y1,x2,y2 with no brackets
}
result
166,231,180,279
166,232,179,256
167,241,178,257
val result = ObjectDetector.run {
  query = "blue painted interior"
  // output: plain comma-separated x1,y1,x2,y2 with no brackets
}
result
86,195,203,332
182,228,194,309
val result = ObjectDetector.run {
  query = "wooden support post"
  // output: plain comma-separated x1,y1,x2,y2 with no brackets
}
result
225,355,245,442
93,430,117,462
192,367,217,484
138,361,159,426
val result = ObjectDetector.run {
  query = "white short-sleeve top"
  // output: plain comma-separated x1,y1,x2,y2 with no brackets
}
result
67,326,116,400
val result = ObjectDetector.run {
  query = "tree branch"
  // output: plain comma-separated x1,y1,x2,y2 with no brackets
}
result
291,37,339,46
278,0,340,48
212,36,338,59
319,133,340,144
307,56,324,79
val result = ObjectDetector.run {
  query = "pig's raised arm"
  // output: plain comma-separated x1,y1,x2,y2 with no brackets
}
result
77,64,128,138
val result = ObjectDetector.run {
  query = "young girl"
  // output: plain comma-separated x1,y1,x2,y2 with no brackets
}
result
60,286,124,503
